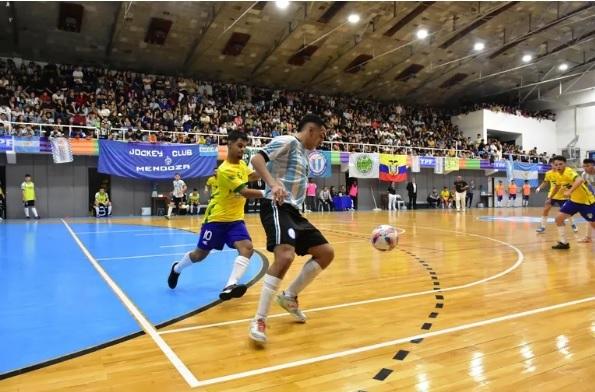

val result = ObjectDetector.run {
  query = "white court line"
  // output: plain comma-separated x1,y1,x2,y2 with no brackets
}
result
193,296,595,387
161,243,197,248
75,228,180,235
98,252,187,261
135,232,196,237
160,226,522,335
61,219,200,388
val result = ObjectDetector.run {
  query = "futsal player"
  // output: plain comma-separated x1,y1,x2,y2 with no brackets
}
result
522,180,531,207
165,173,187,220
535,162,577,233
495,180,505,208
507,180,517,208
167,131,263,300
204,169,218,198
21,174,40,219
248,114,335,344
549,156,595,249
577,158,595,243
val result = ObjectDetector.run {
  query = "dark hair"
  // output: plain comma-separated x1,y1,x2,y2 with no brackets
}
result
25,174,31,177
193,188,197,191
552,155,566,162
298,114,324,132
583,158,595,165
227,130,248,144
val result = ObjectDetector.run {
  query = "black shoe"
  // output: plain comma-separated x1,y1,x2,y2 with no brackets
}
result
26,216,31,219
219,284,248,301
552,242,570,250
168,262,180,288
34,216,40,220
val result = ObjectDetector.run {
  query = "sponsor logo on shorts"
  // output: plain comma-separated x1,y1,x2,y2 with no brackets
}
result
288,228,296,239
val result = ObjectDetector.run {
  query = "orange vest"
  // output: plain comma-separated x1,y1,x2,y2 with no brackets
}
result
522,184,531,196
496,185,505,196
508,184,517,195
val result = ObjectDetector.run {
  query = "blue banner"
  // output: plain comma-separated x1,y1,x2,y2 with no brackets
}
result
98,140,216,180
308,150,331,178
419,156,436,168
13,136,40,153
0,136,13,152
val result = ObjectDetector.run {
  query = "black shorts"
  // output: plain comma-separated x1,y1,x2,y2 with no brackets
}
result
260,199,328,256
522,195,529,201
172,196,183,206
24,200,35,207
509,194,516,200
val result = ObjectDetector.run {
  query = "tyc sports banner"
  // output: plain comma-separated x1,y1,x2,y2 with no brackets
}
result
98,140,216,180
308,150,332,178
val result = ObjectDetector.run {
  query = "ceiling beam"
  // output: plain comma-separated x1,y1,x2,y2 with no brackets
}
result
183,4,225,72
438,1,518,50
383,1,434,37
488,3,594,59
8,1,19,49
105,2,125,57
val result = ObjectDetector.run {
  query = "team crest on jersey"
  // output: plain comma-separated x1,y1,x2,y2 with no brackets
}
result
308,151,327,176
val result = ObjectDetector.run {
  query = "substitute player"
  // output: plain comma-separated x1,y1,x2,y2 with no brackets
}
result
549,156,595,249
522,180,531,207
248,114,335,345
21,174,40,219
167,131,262,300
165,173,187,220
94,186,112,217
535,162,577,233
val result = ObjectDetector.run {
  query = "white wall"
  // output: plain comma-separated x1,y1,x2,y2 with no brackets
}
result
452,110,558,155
451,110,484,142
555,105,595,155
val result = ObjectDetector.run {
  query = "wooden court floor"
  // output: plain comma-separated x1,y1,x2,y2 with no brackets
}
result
2,208,594,392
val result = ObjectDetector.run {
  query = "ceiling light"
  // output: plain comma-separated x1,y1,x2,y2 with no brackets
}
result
416,29,429,39
473,42,485,51
347,13,360,24
558,63,568,71
522,54,532,63
275,0,289,10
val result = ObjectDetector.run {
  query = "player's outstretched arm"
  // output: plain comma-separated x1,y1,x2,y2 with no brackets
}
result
251,154,286,203
239,188,266,199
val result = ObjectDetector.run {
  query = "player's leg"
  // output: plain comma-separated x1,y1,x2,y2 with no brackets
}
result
220,238,253,300
552,202,579,249
577,205,595,243
30,201,39,219
537,199,552,232
168,223,219,288
107,202,112,216
166,199,174,219
94,203,100,217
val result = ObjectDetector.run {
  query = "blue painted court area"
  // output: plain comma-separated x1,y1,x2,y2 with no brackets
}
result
0,222,266,377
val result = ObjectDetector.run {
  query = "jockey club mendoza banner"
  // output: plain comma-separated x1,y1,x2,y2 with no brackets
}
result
98,140,216,180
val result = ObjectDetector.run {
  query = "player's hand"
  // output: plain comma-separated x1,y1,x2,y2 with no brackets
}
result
270,183,287,205
535,187,541,193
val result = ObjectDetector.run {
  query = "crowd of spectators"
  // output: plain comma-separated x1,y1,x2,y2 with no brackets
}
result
0,58,551,161
452,102,555,121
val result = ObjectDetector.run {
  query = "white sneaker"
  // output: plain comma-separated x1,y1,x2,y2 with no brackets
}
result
276,292,307,323
249,318,267,344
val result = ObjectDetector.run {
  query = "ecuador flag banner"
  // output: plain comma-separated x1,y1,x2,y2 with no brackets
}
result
379,154,408,182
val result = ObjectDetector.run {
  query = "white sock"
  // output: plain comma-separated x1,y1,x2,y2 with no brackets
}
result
225,255,250,287
568,216,574,226
541,216,547,228
285,259,323,298
255,274,281,320
108,205,112,215
174,251,194,273
95,206,99,216
24,207,29,217
557,225,568,244
31,207,38,217
167,206,173,217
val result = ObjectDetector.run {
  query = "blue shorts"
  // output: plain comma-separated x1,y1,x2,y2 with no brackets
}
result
197,221,251,251
550,198,566,207
497,195,503,201
559,201,595,222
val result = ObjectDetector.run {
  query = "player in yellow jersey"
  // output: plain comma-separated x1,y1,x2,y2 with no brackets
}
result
188,188,201,215
204,169,218,199
94,186,112,217
21,174,40,219
535,160,577,233
549,156,595,249
167,131,263,300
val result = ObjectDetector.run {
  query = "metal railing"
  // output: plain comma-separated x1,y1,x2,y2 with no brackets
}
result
0,120,549,161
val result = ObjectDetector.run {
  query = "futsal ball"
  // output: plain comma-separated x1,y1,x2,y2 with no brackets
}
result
371,225,398,251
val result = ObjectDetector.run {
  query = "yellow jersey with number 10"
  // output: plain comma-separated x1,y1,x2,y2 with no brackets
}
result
203,160,253,223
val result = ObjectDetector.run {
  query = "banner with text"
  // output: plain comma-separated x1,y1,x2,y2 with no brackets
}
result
98,140,216,180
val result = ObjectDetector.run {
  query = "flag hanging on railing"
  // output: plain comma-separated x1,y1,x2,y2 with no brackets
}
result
13,137,40,153
50,137,73,164
411,155,420,173
349,153,379,178
512,161,539,187
434,157,444,174
444,157,460,172
379,154,408,182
